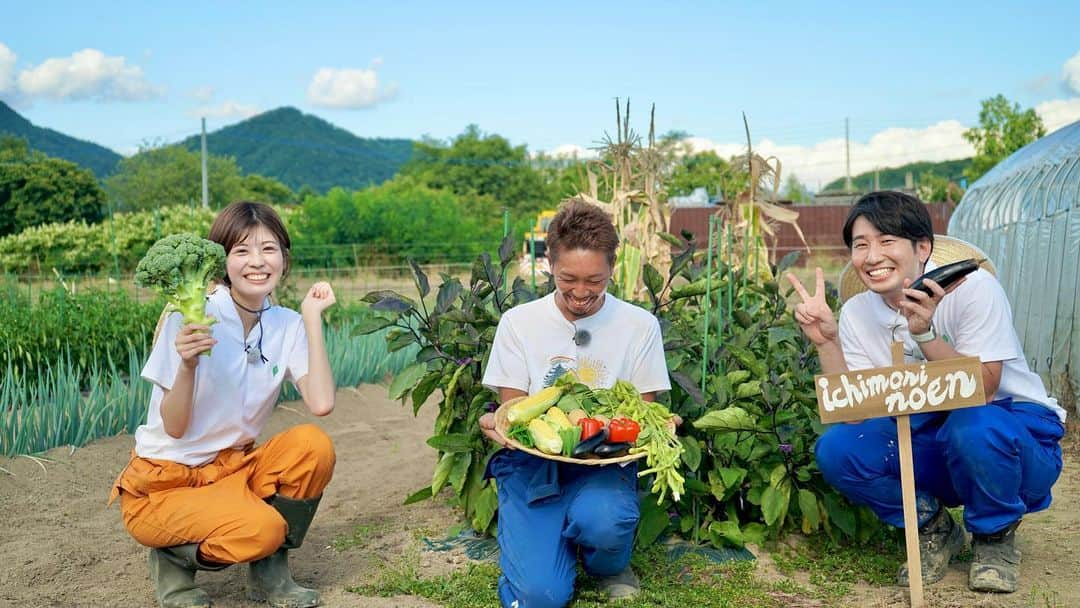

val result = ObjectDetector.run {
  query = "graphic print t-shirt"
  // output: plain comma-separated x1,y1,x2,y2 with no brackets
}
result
482,292,670,396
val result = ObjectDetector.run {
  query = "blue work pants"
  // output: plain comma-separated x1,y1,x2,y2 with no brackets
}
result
815,400,1064,535
487,449,639,608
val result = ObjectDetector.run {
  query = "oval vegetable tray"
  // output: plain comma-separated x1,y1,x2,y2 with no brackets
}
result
494,397,656,466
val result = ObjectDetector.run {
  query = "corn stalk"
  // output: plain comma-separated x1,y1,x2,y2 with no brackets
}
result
577,99,673,301
718,114,809,281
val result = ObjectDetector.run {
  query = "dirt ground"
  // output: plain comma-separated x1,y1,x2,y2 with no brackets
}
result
1,385,1078,608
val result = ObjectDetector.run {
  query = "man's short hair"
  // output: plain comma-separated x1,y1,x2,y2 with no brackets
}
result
842,190,935,253
546,198,620,266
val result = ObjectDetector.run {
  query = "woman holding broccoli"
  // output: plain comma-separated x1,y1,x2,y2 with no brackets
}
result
110,201,337,608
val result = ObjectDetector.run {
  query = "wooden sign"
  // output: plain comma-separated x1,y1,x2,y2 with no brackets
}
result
814,346,986,608
815,356,987,424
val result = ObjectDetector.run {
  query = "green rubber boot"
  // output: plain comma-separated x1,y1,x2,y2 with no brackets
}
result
149,544,226,608
247,494,322,608
897,506,966,587
969,521,1021,593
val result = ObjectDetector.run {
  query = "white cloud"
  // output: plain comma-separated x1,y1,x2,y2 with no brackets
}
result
0,43,15,95
189,85,215,102
16,48,161,101
1036,98,1080,133
1064,50,1080,94
187,101,260,120
307,64,396,109
679,120,974,191
548,144,598,160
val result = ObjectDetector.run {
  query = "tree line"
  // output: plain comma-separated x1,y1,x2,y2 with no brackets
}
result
0,94,1048,243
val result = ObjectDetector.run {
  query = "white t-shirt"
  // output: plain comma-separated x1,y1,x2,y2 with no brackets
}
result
134,286,310,466
838,263,1066,423
483,292,670,395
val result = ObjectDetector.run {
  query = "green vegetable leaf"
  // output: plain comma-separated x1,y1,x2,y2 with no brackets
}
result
708,520,745,548
670,371,705,405
735,381,762,399
767,326,800,348
471,485,498,534
717,466,747,491
426,433,473,453
635,495,670,549
448,452,472,494
776,250,801,274
403,486,433,505
824,493,857,537
693,407,757,432
351,315,395,336
431,453,454,495
657,231,684,248
643,263,664,301
372,296,414,313
409,259,430,298
761,484,790,526
411,372,442,414
389,363,428,401
798,489,821,532
679,436,702,472
435,279,464,314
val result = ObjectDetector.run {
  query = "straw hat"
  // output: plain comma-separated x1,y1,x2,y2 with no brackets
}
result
838,235,997,303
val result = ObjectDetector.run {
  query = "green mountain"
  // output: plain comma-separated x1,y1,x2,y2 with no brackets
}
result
822,158,972,192
181,107,413,192
0,100,122,177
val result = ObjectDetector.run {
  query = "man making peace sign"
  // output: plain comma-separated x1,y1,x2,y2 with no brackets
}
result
786,191,1065,594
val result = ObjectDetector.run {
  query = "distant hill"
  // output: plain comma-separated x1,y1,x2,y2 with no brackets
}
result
181,107,413,192
822,158,972,192
0,101,122,177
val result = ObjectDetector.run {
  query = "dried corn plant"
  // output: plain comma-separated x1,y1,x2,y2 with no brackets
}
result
717,114,809,281
575,99,673,301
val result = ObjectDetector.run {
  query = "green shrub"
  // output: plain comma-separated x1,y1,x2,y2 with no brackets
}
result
0,204,302,274
0,286,162,385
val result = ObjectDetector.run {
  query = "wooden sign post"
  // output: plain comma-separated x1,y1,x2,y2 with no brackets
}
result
814,344,986,607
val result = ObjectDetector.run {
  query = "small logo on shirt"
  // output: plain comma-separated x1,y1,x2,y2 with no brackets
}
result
272,365,279,376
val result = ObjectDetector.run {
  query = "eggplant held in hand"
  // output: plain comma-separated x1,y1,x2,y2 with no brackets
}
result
908,258,981,300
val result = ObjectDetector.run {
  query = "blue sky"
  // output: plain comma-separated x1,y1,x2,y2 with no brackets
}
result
3,1,1080,189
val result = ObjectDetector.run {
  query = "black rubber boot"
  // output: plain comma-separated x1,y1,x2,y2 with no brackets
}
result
149,544,226,608
247,495,323,608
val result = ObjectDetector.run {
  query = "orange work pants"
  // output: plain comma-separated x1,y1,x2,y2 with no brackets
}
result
109,424,335,564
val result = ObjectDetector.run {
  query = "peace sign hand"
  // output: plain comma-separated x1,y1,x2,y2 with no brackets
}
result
785,268,838,346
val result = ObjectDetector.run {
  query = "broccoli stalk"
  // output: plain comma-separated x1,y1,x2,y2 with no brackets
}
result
135,233,227,349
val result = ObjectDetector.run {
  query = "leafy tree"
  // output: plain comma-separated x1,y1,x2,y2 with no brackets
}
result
401,125,556,215
240,173,296,205
916,171,964,203
0,136,105,237
294,176,504,265
105,144,295,211
781,174,812,204
963,95,1045,183
667,150,746,201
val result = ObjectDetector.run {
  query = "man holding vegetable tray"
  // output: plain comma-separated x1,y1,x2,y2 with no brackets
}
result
479,198,671,607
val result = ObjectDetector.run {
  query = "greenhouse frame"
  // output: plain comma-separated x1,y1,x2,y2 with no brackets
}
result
949,120,1080,414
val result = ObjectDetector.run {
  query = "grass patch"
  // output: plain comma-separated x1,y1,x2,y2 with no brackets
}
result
352,544,824,607
331,520,391,552
771,531,903,602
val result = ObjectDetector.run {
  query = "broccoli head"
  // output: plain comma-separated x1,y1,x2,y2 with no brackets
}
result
135,233,226,327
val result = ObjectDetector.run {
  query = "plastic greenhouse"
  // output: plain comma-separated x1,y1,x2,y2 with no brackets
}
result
949,119,1080,413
